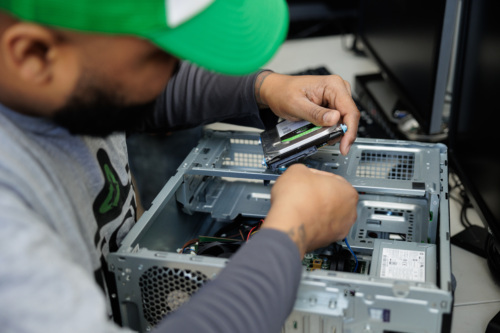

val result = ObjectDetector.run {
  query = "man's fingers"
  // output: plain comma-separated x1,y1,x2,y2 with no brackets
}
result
305,166,350,185
307,167,335,177
321,109,341,127
339,106,359,155
344,79,352,96
298,101,340,127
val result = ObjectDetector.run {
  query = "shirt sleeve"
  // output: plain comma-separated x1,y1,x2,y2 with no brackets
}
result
154,229,303,333
133,62,278,133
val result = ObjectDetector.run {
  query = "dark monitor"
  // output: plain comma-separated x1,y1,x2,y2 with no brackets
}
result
449,0,500,251
358,0,459,135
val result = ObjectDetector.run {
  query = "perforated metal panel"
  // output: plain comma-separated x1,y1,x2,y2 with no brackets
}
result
355,150,415,180
222,152,264,168
229,138,261,146
139,267,208,326
218,138,265,169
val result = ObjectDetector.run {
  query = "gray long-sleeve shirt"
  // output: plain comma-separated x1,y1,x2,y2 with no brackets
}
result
0,62,301,333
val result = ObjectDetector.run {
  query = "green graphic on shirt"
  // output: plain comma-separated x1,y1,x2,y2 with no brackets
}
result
93,148,133,248
99,164,121,214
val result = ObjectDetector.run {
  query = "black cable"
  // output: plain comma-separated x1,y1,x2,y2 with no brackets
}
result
460,198,473,228
197,241,243,258
213,216,261,239
486,232,500,285
449,171,473,228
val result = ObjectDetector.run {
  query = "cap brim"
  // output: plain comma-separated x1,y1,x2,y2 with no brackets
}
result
144,0,289,75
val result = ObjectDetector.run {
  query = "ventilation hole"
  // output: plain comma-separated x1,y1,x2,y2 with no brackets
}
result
355,150,415,180
139,266,209,327
222,152,265,169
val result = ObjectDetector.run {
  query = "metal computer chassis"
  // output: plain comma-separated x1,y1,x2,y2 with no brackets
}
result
108,130,453,333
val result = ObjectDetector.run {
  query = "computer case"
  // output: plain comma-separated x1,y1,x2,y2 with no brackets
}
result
108,130,453,333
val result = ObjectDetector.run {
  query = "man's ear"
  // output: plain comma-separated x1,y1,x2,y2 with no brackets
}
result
1,22,59,85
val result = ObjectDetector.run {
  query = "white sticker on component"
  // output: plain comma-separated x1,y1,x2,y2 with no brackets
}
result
276,119,311,138
380,248,426,282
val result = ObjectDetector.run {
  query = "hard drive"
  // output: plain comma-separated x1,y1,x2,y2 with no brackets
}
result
260,119,347,171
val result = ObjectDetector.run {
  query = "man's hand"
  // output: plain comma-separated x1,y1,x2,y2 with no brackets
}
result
255,72,360,156
262,164,358,258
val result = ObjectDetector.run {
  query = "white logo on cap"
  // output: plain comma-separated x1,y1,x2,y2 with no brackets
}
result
166,0,215,28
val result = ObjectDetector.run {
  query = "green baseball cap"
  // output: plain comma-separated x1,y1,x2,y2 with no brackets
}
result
0,0,289,75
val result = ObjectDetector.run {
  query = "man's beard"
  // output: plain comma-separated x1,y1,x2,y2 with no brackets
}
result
52,76,157,137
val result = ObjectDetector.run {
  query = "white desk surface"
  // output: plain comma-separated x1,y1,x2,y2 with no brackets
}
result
266,35,500,333
265,35,378,94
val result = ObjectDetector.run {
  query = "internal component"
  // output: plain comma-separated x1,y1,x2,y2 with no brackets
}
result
179,216,263,257
260,121,347,171
178,216,367,274
301,243,368,274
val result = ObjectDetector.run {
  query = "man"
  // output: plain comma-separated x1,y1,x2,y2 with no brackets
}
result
0,1,359,332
